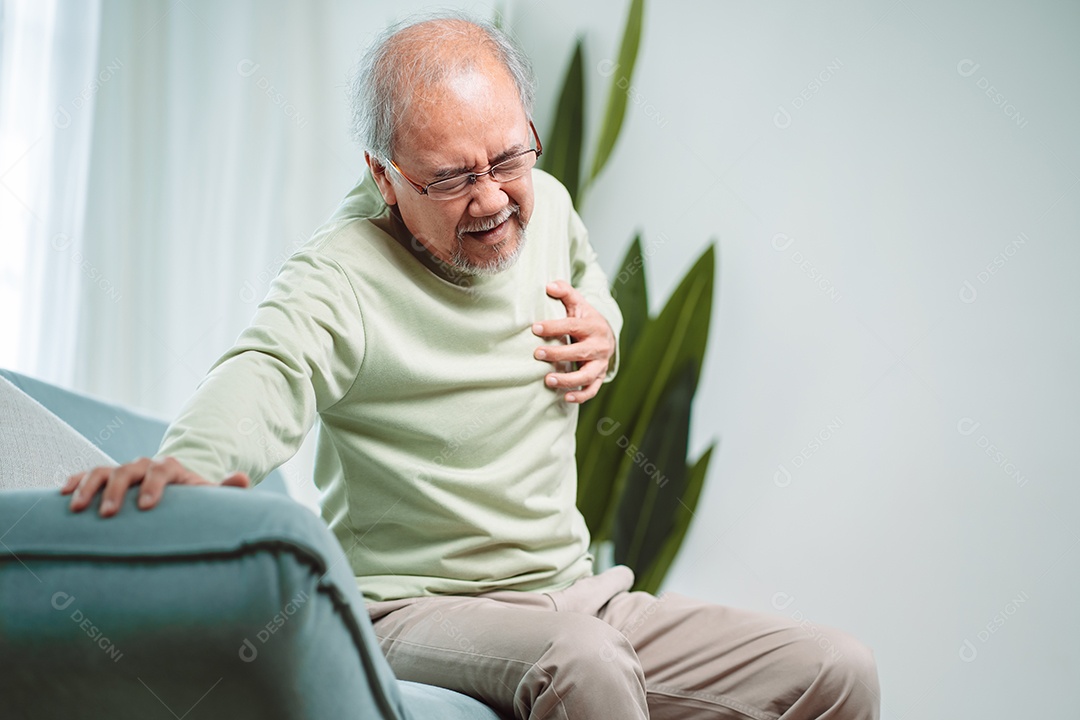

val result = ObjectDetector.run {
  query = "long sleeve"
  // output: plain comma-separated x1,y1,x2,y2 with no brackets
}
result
146,169,606,600
155,249,366,484
568,206,623,381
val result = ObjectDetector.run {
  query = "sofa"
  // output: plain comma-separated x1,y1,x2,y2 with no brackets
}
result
0,369,504,719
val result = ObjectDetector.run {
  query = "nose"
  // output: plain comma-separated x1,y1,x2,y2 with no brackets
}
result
466,174,509,218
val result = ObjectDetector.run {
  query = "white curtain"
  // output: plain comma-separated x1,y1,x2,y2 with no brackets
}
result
2,0,372,417
73,0,369,417
0,0,102,385
1,0,383,506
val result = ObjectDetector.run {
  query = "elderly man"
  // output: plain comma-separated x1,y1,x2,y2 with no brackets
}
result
65,14,880,720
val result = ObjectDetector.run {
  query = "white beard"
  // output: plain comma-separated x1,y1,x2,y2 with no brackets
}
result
450,218,527,276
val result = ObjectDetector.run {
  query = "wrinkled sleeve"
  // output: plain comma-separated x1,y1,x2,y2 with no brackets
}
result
155,250,365,484
568,207,623,381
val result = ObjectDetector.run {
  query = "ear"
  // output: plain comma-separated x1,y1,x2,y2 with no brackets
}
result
365,152,399,206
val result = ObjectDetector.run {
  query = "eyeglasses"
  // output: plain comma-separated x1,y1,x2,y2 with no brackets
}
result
389,121,542,201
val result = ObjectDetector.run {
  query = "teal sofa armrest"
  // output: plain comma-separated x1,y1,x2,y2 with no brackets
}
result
0,486,411,719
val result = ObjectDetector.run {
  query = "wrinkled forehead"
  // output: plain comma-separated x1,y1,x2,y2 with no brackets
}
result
394,63,529,171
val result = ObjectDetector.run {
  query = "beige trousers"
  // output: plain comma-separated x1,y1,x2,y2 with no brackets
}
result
368,566,880,720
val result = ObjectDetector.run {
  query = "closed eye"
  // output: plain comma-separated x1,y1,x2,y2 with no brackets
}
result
431,143,528,181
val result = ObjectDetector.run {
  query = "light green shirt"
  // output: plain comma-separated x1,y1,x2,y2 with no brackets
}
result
156,169,622,602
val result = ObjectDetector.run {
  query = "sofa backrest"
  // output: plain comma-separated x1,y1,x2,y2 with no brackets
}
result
0,369,287,493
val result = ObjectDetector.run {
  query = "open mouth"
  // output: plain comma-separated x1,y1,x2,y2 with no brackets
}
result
459,205,519,246
465,217,511,245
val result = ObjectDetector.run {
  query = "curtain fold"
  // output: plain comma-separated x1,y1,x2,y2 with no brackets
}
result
0,0,103,386
70,0,365,417
3,0,376,503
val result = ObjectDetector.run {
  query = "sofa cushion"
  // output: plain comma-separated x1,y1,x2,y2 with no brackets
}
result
398,681,504,719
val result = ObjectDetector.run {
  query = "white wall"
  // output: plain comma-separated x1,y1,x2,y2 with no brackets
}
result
53,1,1080,718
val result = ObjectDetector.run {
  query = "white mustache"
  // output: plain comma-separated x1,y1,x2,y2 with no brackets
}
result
458,204,519,235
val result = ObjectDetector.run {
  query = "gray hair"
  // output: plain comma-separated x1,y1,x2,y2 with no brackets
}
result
349,11,536,163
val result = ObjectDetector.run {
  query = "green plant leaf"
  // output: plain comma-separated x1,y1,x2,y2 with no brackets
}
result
633,443,715,594
576,233,648,461
576,374,616,532
576,233,651,534
612,234,649,360
589,0,644,182
591,243,714,542
612,360,696,574
539,38,585,205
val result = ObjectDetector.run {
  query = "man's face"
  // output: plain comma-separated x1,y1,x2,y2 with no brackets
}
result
368,63,536,275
